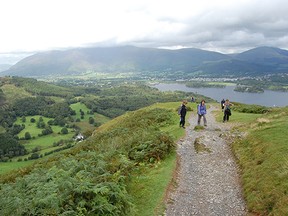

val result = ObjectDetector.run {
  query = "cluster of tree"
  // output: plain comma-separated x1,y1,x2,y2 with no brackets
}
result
186,81,225,88
234,85,264,93
235,77,288,92
7,124,25,136
12,96,54,116
10,77,78,98
0,89,5,106
12,97,75,119
0,109,16,128
0,133,27,162
80,84,193,118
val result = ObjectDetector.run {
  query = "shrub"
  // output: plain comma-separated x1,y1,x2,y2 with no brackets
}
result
232,102,270,114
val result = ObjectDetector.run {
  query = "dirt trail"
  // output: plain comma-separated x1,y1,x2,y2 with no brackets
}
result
165,105,247,216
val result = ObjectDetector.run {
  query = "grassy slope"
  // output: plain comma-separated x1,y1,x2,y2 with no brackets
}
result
234,108,288,215
1,84,33,103
215,104,288,215
127,102,187,216
0,101,185,215
4,100,287,215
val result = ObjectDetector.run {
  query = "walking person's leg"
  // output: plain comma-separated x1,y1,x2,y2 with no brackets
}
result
180,116,184,127
197,114,202,125
203,114,207,126
223,112,227,122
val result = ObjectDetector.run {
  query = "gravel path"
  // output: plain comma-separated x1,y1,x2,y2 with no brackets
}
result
165,105,247,216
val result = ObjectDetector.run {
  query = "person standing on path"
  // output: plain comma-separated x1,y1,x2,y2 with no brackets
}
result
179,100,188,128
197,99,207,126
223,99,233,122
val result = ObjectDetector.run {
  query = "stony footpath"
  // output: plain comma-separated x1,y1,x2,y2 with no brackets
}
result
165,106,247,216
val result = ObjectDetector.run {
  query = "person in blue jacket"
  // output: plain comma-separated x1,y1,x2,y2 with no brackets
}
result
197,99,207,126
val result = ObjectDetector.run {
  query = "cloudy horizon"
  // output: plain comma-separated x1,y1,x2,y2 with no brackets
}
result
1,0,288,61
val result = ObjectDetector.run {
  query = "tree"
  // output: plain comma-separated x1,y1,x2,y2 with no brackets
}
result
41,126,53,135
37,121,46,129
30,118,36,123
30,153,39,160
25,132,31,140
89,117,95,124
61,127,68,134
21,116,26,123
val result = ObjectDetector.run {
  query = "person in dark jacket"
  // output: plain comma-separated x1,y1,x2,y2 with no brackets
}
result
223,99,233,122
179,100,188,128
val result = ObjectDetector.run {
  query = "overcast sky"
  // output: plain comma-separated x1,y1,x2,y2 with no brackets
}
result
1,0,288,56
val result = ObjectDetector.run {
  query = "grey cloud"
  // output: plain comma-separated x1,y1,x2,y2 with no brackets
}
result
124,0,288,53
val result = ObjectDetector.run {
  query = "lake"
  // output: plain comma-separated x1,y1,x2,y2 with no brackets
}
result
153,83,288,107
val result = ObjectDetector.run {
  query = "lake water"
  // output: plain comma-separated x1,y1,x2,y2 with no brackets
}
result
153,83,288,107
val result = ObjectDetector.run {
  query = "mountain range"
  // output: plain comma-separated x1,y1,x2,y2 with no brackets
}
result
1,46,288,78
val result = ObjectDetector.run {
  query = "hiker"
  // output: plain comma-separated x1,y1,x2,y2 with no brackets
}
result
221,98,225,111
178,100,188,128
197,99,207,126
191,96,195,102
223,99,233,122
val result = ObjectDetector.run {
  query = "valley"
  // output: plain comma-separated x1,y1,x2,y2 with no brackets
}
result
0,45,288,215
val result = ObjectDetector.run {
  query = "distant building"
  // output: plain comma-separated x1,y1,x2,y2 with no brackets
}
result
75,133,84,141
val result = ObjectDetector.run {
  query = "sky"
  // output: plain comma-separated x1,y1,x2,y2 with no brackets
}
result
1,0,288,63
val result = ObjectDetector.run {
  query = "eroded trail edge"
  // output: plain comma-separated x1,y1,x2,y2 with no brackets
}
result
165,106,247,216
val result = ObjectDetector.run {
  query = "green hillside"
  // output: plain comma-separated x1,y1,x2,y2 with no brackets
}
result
2,76,288,214
0,77,197,175
0,102,185,216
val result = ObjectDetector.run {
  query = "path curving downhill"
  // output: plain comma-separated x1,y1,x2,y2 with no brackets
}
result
165,105,247,216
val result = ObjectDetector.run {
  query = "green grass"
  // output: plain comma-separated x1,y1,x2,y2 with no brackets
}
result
126,102,187,215
21,133,73,151
70,102,110,131
0,160,34,175
16,115,64,138
70,102,92,121
213,104,262,123
128,152,177,216
231,107,288,215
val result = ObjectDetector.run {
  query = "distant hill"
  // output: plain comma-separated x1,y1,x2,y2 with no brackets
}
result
1,46,288,78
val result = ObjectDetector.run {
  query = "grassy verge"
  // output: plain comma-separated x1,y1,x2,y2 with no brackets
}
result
127,102,186,215
213,103,288,215
232,107,288,215
128,152,177,216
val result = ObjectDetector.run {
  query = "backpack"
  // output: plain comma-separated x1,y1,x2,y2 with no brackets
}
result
226,107,232,116
178,105,182,115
